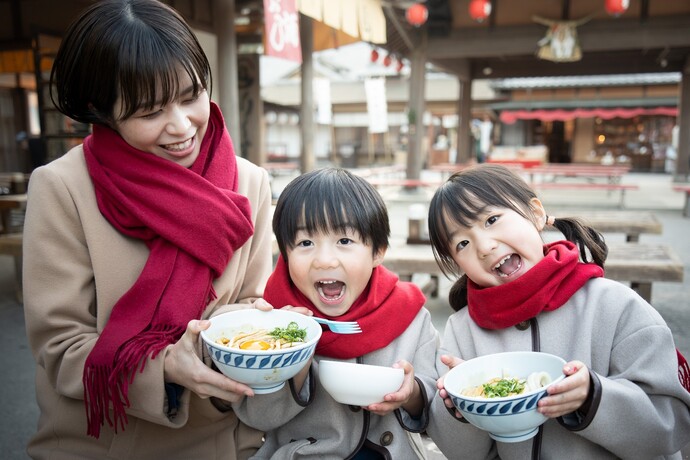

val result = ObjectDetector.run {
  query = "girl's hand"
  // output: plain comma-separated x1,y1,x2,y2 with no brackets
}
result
537,360,590,418
437,354,465,418
367,360,419,417
279,304,314,317
164,320,255,402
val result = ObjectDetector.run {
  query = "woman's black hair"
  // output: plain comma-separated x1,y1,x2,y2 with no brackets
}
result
272,168,390,261
50,0,211,126
428,163,608,311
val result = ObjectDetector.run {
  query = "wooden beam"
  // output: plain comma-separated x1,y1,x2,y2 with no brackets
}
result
426,16,690,60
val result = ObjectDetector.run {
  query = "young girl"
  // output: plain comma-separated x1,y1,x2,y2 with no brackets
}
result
22,1,272,458
232,168,439,459
425,164,690,459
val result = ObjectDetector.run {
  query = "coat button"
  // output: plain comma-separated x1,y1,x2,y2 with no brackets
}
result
515,320,530,330
380,431,394,446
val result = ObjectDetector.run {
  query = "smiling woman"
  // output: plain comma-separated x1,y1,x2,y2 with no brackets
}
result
22,1,274,459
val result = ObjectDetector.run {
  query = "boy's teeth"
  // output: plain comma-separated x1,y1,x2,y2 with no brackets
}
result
494,255,511,269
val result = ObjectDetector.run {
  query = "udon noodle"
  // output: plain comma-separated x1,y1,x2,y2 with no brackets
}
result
215,321,307,351
461,371,552,398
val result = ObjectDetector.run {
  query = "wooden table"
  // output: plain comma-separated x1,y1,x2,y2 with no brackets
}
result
383,241,683,303
0,194,27,234
408,210,662,245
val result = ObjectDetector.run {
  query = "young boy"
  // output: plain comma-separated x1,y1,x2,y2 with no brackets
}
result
232,168,440,459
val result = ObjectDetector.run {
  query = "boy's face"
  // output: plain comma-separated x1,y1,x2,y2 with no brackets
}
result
286,226,385,317
112,71,210,169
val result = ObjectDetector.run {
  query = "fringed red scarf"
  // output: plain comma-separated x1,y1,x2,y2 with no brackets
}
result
264,256,426,359
82,102,253,438
467,240,690,392
467,241,603,330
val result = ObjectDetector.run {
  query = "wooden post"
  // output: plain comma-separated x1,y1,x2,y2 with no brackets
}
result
675,57,690,181
215,0,241,150
456,59,472,164
299,14,315,173
407,31,427,181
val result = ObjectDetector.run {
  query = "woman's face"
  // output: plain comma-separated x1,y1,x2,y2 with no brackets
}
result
445,199,546,288
286,226,385,317
112,72,210,168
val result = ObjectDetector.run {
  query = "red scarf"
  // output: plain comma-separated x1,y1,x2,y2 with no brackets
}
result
264,256,425,359
468,241,603,330
467,241,690,392
82,102,253,438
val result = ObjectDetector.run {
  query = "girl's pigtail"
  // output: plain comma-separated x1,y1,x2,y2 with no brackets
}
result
551,217,608,268
448,275,468,312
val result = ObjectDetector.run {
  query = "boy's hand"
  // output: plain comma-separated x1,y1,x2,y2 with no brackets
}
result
367,360,419,417
537,360,590,418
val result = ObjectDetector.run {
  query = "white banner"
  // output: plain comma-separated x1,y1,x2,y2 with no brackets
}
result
364,78,388,133
314,78,332,125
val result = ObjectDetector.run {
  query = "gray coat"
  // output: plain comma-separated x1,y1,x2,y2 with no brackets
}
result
427,277,690,460
234,308,440,459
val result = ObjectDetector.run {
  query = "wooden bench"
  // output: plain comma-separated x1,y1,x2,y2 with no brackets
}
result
531,182,638,208
367,178,442,190
262,162,299,177
383,241,683,303
672,184,690,217
0,233,23,303
528,164,630,182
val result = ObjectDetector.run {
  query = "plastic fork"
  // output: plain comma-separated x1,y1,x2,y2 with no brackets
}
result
313,317,362,334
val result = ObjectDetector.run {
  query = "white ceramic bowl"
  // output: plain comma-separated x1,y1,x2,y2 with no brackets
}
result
318,360,405,406
201,309,322,394
444,351,566,443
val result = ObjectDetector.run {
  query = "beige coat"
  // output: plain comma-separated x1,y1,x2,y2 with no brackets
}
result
23,146,273,459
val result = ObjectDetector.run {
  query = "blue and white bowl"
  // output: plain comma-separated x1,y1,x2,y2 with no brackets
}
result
444,351,566,443
201,309,322,394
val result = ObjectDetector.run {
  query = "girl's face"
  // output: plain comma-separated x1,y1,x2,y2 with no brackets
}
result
112,72,210,168
286,226,385,317
445,198,546,288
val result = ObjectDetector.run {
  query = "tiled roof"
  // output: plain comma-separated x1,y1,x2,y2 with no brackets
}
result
490,72,681,89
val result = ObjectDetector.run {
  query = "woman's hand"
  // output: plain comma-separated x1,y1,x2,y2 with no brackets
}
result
164,319,255,402
279,304,314,317
437,354,464,418
367,360,421,417
537,360,590,418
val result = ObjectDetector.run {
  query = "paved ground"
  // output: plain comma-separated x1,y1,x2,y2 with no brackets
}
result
1,171,688,459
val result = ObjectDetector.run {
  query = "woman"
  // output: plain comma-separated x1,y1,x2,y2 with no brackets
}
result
22,1,272,458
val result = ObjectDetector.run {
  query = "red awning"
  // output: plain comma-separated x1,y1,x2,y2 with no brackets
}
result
499,107,678,124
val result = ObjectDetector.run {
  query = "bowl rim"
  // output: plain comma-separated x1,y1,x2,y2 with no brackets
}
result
445,351,566,403
319,359,405,374
200,308,322,355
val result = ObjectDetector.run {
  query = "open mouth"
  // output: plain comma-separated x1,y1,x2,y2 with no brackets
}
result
316,280,346,302
493,254,522,277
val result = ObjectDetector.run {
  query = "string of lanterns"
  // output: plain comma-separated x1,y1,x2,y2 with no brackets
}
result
370,47,405,73
404,0,628,28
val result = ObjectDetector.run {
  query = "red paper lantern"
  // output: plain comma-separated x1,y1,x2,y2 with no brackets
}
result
605,0,629,16
370,49,379,63
383,54,392,67
405,3,428,27
469,0,491,22
396,59,404,73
